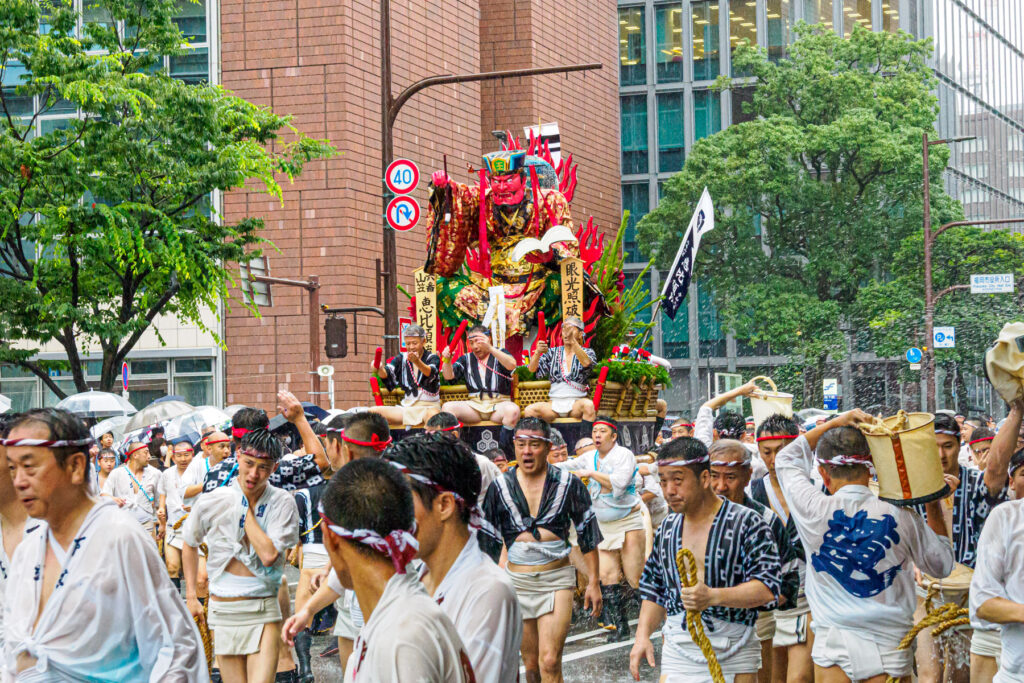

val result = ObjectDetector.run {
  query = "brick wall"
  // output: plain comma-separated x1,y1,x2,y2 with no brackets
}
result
222,0,620,410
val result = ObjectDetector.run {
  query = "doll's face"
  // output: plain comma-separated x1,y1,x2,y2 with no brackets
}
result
489,172,526,206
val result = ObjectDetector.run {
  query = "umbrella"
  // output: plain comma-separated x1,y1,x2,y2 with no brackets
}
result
149,395,186,406
224,404,247,418
300,402,329,422
0,394,10,413
124,400,193,432
90,415,132,442
163,406,231,446
56,391,137,419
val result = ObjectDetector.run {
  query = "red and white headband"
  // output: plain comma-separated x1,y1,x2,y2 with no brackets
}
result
125,443,150,458
969,436,995,446
1,437,94,449
236,446,280,461
388,461,497,537
756,434,798,443
318,502,418,574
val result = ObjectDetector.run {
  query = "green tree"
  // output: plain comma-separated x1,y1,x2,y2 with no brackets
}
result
0,0,334,397
856,227,1024,411
637,24,960,404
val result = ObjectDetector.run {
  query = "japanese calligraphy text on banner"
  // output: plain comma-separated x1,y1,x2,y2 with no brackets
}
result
412,267,437,352
660,187,715,321
560,257,584,322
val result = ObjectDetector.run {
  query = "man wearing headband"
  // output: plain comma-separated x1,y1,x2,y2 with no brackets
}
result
967,426,996,471
317,457,474,681
749,414,815,681
966,399,1024,681
524,316,598,427
670,419,694,440
182,428,299,683
370,323,442,428
441,324,521,442
693,380,769,481
773,409,954,683
631,436,780,682
553,417,644,642
481,417,603,683
158,438,196,591
546,429,569,464
4,408,206,680
0,413,34,651
101,437,161,537
96,446,117,490
971,407,1024,683
202,392,326,495
384,432,522,681
710,439,800,682
425,412,501,507
914,412,1013,682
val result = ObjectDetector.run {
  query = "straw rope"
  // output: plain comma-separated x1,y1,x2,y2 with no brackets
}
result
675,547,725,683
195,599,214,674
884,585,970,683
859,410,910,438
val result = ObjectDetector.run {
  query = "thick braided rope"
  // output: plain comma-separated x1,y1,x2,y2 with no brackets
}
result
675,547,725,683
195,600,213,674
883,586,969,683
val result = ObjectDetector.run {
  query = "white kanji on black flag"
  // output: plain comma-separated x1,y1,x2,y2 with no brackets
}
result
661,187,715,320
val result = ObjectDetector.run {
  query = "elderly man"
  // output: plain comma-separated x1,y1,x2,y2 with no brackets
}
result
4,408,206,680
370,323,441,427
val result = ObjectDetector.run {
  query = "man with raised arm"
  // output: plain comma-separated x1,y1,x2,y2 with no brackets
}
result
182,429,299,683
774,409,955,683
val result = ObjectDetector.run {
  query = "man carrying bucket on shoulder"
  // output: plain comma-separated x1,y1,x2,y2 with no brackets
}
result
774,409,955,683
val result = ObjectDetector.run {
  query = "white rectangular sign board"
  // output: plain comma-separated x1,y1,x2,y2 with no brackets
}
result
970,274,1014,294
933,326,956,349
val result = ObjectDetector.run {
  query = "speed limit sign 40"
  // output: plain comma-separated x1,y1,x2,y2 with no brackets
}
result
385,159,420,195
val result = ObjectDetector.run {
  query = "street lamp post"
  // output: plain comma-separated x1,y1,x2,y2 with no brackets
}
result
378,0,602,358
921,132,1024,411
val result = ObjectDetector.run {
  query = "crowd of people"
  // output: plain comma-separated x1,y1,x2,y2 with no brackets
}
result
0,370,1023,683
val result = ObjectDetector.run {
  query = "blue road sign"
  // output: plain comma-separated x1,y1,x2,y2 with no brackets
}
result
905,347,923,363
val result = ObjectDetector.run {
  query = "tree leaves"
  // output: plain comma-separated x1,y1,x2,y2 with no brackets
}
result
0,0,336,394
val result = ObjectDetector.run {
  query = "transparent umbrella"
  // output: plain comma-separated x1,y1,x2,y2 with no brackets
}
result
164,406,231,445
90,415,132,442
56,391,137,419
124,400,193,432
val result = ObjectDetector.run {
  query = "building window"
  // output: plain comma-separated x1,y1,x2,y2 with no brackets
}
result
694,90,722,140
621,95,649,175
963,164,989,179
960,188,986,205
622,182,651,261
173,358,215,407
619,7,646,87
766,0,792,62
842,0,872,36
880,0,900,33
962,136,988,154
657,92,685,173
1011,162,1024,179
174,0,207,42
692,1,720,81
803,0,834,29
655,4,684,83
729,0,757,77
1009,134,1024,152
731,86,756,124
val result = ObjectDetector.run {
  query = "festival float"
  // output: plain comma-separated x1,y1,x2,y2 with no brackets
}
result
369,130,668,455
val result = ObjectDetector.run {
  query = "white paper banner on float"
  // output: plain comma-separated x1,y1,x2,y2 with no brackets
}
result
482,285,507,348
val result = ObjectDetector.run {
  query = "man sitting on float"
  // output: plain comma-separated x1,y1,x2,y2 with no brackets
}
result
524,316,597,428
440,325,521,437
368,324,441,427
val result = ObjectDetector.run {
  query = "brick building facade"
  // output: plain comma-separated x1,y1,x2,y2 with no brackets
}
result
219,0,621,408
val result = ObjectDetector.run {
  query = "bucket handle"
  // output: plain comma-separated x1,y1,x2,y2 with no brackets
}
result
750,375,778,397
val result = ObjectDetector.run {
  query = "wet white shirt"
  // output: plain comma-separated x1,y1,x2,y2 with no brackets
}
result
775,435,954,644
475,454,501,508
344,571,473,683
2,500,207,682
431,534,521,682
181,456,213,508
970,498,1024,677
101,465,161,528
181,480,298,598
555,445,640,521
158,467,189,528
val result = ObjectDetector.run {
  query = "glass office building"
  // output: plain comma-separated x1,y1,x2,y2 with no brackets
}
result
618,0,1024,412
